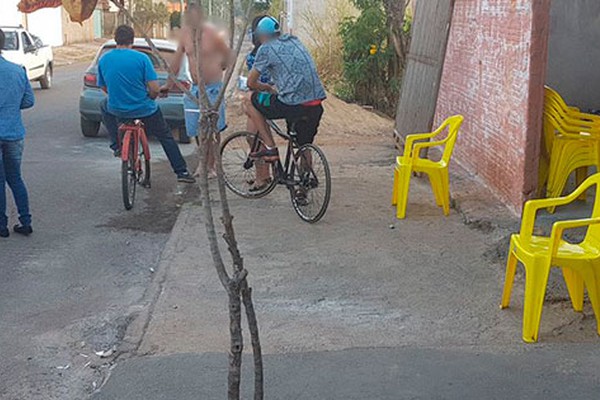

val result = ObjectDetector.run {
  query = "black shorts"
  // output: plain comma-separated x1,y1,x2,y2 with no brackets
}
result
251,92,324,145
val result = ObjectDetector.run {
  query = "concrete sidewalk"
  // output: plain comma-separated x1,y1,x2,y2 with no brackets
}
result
90,135,600,398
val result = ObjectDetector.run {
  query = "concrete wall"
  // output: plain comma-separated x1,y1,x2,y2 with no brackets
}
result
61,8,95,44
434,0,551,212
546,0,600,111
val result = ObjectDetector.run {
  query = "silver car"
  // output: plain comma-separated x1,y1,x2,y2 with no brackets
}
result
78,38,192,143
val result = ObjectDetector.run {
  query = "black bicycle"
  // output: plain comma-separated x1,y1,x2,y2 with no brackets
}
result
220,119,331,223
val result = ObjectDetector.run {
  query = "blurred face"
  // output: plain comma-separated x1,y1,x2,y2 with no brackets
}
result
185,7,203,28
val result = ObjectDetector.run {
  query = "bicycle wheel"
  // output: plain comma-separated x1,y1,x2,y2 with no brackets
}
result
290,144,331,223
138,135,151,189
122,136,137,210
220,131,277,198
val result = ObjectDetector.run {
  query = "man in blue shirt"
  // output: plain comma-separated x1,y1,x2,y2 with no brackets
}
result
0,29,35,238
98,25,195,183
244,16,326,169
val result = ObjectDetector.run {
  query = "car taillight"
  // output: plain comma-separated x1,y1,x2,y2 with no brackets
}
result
84,73,97,88
171,80,191,93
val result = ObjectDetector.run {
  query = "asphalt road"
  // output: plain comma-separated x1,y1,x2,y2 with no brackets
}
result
0,63,196,400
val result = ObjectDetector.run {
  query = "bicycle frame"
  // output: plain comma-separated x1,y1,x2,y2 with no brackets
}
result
118,121,151,164
263,120,302,188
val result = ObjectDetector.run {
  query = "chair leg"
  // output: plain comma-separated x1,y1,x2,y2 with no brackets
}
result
396,165,412,219
501,248,518,309
440,169,451,216
547,171,570,214
581,265,600,336
522,258,552,343
428,172,444,207
562,267,584,312
576,167,588,201
392,167,399,206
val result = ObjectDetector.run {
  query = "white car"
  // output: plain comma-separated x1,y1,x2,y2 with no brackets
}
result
1,26,54,89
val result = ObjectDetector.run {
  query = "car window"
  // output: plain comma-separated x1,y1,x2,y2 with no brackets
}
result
2,31,18,50
21,32,33,49
31,34,44,48
98,47,175,73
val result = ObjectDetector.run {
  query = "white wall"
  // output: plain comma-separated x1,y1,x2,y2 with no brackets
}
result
0,0,22,26
0,0,63,46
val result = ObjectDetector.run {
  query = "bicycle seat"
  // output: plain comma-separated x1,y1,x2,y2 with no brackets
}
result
120,119,143,127
287,116,308,134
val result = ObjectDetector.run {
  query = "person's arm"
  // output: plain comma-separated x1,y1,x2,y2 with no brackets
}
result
247,46,276,93
97,63,108,94
162,38,186,91
20,70,35,109
248,69,276,94
143,55,160,99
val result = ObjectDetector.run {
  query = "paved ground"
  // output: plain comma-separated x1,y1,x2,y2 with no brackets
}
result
0,63,196,399
91,99,600,398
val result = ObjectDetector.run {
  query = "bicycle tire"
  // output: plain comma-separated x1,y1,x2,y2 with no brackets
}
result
290,144,331,223
122,136,137,210
139,135,151,188
220,131,277,199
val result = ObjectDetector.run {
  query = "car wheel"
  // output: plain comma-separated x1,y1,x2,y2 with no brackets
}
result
40,65,52,89
81,116,101,137
174,127,191,144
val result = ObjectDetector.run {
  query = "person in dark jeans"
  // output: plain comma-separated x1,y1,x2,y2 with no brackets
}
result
98,25,195,183
0,28,34,238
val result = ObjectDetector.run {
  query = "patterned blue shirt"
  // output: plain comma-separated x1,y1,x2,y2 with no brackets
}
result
252,35,326,105
0,56,35,141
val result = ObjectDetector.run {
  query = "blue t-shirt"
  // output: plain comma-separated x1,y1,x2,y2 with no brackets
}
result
246,51,271,84
97,49,158,118
0,56,35,141
252,35,326,106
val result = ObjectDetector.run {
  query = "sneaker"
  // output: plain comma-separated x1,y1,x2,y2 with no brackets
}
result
113,149,122,158
13,225,33,236
177,172,196,184
0,228,9,238
250,148,280,163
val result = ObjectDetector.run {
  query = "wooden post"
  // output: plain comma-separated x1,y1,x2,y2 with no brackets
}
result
394,0,455,148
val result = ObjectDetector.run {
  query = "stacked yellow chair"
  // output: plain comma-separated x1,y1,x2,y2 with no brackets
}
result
392,115,464,219
501,173,600,343
540,87,600,211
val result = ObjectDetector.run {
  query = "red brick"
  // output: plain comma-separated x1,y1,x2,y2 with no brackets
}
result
435,0,551,213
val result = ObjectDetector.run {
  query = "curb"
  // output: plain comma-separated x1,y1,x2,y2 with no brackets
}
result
118,203,192,357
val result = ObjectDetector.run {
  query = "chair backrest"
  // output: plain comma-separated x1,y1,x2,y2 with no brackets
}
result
438,115,464,164
580,174,600,243
545,86,571,112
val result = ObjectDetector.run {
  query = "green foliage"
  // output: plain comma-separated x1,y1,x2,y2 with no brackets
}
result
134,0,170,34
170,11,182,29
338,0,398,114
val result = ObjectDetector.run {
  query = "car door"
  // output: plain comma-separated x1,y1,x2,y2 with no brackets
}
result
20,32,44,80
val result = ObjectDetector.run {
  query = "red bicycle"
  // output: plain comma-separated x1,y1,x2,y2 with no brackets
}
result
118,120,151,210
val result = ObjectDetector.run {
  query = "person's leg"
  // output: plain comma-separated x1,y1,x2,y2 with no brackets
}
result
245,93,276,148
4,140,32,230
143,109,190,178
100,99,120,152
0,142,8,235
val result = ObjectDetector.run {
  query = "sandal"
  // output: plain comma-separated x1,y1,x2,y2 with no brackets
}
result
249,178,273,192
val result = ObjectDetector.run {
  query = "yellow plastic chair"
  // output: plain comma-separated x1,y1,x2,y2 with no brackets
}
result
539,87,600,199
543,110,600,205
501,173,600,343
392,115,464,219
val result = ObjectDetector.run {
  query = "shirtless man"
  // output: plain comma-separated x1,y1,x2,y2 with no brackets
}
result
163,3,232,177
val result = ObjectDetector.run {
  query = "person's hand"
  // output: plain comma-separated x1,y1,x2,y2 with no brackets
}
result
159,85,169,98
266,85,278,95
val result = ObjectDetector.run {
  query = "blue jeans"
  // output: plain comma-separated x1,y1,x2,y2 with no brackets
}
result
0,139,31,229
101,100,188,175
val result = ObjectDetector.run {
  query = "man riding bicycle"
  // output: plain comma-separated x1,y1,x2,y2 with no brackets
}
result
99,25,195,184
244,16,326,189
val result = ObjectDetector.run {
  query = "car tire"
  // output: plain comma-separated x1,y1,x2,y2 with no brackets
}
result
39,65,52,89
81,116,101,138
174,127,191,144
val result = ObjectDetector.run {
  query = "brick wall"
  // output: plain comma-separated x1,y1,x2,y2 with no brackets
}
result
434,0,550,213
